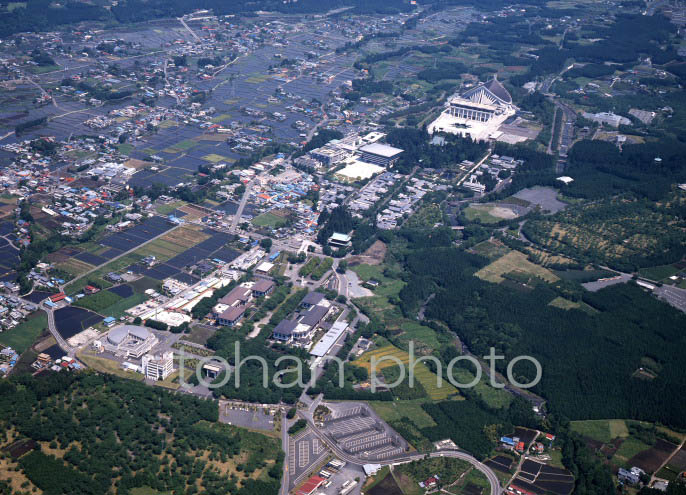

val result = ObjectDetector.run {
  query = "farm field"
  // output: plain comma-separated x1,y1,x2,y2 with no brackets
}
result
352,344,459,401
571,419,630,444
475,250,559,284
56,257,95,278
571,419,683,471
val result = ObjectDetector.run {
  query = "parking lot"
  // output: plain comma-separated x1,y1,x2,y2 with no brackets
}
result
288,428,331,490
218,401,276,432
322,402,408,461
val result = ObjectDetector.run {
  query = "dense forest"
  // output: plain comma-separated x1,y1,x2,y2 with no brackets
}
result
564,139,686,201
0,373,283,495
397,243,686,428
385,127,488,174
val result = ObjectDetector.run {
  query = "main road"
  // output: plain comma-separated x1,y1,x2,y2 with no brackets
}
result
230,178,256,233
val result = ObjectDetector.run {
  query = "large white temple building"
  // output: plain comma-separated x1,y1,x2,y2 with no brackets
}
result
428,77,517,141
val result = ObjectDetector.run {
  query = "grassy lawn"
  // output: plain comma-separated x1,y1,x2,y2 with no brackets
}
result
252,211,287,228
638,264,681,282
571,419,613,443
77,350,145,382
475,250,559,284
57,258,95,278
28,64,60,74
0,312,47,353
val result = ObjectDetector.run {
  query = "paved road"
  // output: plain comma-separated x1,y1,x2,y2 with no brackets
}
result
280,407,291,495
45,308,75,356
655,285,686,313
230,178,256,233
298,409,502,495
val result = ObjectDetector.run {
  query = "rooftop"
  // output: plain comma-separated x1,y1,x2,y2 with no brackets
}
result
358,142,404,158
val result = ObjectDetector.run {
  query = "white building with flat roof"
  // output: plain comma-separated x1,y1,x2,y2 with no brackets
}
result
142,351,174,380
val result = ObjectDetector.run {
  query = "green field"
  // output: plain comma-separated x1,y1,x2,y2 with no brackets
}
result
100,293,148,318
470,240,511,261
202,153,231,163
451,367,513,409
464,205,508,224
74,290,122,313
370,400,437,428
210,113,231,123
548,296,581,310
117,143,134,155
613,436,654,468
570,419,630,443
638,264,681,282
0,312,47,353
156,200,186,215
252,211,287,228
163,139,197,154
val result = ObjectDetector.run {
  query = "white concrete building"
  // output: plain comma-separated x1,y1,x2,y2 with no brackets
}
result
142,351,174,380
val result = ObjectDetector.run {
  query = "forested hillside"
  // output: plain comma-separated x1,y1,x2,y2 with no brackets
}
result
0,373,283,495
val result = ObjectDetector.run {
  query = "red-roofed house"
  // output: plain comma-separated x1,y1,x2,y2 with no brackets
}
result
297,475,325,495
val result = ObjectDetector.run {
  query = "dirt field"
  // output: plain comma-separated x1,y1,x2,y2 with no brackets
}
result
347,240,387,266
123,158,151,170
629,439,678,473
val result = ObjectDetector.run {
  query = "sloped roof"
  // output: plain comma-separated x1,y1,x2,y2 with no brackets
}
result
484,78,512,104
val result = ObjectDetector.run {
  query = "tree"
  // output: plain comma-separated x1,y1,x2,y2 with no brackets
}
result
260,238,272,250
336,260,347,274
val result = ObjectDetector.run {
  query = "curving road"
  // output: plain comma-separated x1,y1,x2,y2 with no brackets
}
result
298,411,502,495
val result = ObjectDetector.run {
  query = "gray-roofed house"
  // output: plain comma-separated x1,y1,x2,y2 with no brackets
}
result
301,291,325,309
273,319,298,343
252,279,275,297
299,304,330,329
